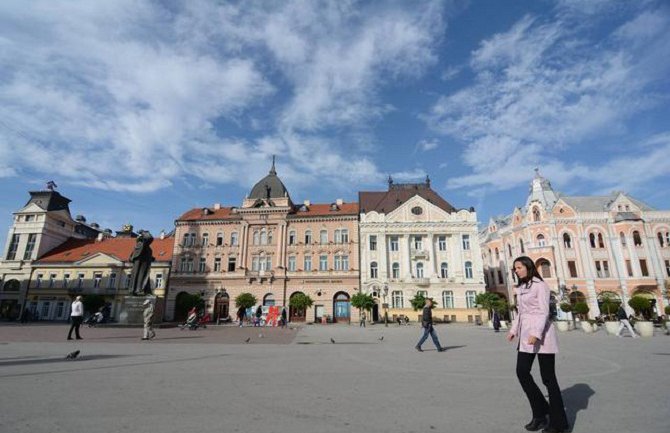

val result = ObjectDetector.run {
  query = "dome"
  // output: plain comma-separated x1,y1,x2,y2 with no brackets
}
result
248,157,291,200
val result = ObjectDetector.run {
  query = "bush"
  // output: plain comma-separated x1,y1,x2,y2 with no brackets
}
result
234,293,257,310
665,305,670,316
559,303,572,313
410,293,436,311
175,293,204,318
628,296,651,317
573,302,590,319
289,293,313,311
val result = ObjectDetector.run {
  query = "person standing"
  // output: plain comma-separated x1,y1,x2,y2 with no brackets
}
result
507,256,569,433
493,309,501,332
142,297,156,340
280,307,287,328
359,310,367,328
67,296,84,340
415,299,445,352
237,306,246,327
616,305,638,338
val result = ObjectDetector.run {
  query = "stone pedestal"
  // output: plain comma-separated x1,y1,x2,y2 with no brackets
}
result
117,296,147,326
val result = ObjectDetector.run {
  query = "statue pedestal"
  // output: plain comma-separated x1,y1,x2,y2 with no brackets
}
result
117,296,147,326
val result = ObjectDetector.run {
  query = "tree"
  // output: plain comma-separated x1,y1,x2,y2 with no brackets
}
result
573,302,590,320
410,293,436,311
599,293,621,320
628,296,651,318
351,293,375,314
289,293,313,311
175,293,204,318
493,299,509,316
475,292,501,319
235,293,257,310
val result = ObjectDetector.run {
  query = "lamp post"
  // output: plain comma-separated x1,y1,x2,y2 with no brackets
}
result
570,284,578,329
383,284,389,327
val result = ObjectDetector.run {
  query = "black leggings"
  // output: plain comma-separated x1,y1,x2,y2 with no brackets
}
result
516,352,568,429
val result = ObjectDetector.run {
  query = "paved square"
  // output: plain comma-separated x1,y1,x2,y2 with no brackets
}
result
0,323,668,433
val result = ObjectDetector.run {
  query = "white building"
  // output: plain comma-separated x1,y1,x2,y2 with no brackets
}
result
359,177,486,323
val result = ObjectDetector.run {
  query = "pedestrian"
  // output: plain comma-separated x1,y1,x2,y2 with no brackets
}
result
507,256,569,433
280,307,287,328
359,310,367,327
616,305,638,338
493,309,501,332
255,305,263,327
67,295,84,340
415,299,445,352
19,307,29,324
237,305,246,327
142,297,156,340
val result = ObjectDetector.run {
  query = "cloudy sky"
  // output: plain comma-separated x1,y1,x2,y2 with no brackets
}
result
1,0,669,246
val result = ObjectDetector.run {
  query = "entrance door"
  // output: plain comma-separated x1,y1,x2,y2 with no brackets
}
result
315,305,325,322
372,303,379,322
214,293,230,321
333,292,350,323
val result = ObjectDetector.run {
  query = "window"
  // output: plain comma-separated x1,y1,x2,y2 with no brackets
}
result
334,255,349,271
519,238,524,253
390,236,399,251
288,256,296,271
495,248,500,261
563,233,572,248
342,255,349,271
370,235,377,251
125,273,132,289
25,214,35,222
538,260,551,278
181,257,194,273
595,260,610,278
497,270,504,284
260,229,268,245
305,230,312,244
320,230,328,245
633,231,642,246
603,260,610,278
597,233,605,248
417,290,428,298
659,232,666,248
94,272,102,288
35,273,43,288
392,291,404,308
626,260,633,277
201,233,209,247
438,236,447,251
182,233,195,247
24,233,37,260
589,233,597,248
48,273,57,288
640,259,649,276
568,261,578,278
304,255,312,271
392,262,400,279
77,273,85,288
288,231,296,245
442,291,454,309
268,230,273,244
199,257,206,273
411,206,423,215
263,256,272,271
595,261,602,278
108,273,116,289
227,257,236,272
507,244,512,257
464,261,473,279
334,229,342,244
416,263,424,278
253,231,260,245
370,262,378,279
537,234,546,247
440,262,448,279
665,260,670,277
466,291,476,308
532,207,540,222
413,236,422,250
252,257,259,272
231,232,238,246
620,232,627,246
340,229,349,243
216,232,224,246
214,258,221,272
63,273,70,288
6,234,19,260
319,255,328,271
155,273,163,289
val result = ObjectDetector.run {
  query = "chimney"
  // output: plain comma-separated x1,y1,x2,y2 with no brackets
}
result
336,198,343,206
303,200,310,207
160,230,166,240
214,203,221,210
96,233,104,242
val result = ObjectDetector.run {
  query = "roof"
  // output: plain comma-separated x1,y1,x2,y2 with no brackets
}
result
35,236,175,264
248,159,291,201
177,207,242,222
25,190,71,212
359,183,456,214
288,203,359,218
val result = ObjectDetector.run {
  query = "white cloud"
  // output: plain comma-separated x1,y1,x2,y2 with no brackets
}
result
417,139,439,152
390,168,428,182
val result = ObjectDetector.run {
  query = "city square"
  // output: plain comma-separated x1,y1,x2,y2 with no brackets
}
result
1,322,668,433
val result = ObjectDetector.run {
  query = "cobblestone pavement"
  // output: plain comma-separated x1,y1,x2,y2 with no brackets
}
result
0,323,668,433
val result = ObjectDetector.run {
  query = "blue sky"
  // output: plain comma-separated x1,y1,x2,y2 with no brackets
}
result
1,0,669,248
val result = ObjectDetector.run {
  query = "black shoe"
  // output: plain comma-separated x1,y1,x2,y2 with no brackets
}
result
438,347,447,352
415,346,423,352
525,417,548,431
76,337,83,340
67,337,73,340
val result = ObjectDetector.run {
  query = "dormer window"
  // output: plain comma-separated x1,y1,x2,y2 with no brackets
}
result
411,206,423,215
330,203,339,211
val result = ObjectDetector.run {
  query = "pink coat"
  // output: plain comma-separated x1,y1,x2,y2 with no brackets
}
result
510,278,559,354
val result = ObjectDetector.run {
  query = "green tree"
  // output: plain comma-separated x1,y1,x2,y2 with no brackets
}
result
475,292,501,318
599,293,621,319
573,302,590,320
235,293,258,310
493,299,509,316
410,293,436,311
289,293,314,311
351,293,375,313
175,293,204,319
628,296,651,318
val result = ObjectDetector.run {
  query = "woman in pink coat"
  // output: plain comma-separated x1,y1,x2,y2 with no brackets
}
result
507,256,569,433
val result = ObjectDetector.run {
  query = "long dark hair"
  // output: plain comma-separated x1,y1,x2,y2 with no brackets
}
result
512,256,543,287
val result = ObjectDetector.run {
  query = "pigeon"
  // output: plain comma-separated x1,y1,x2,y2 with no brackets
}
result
244,337,251,343
65,350,80,360
378,336,384,341
330,338,335,344
258,333,264,338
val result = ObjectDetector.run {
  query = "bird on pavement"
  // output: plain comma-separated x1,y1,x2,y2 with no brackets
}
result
244,337,251,343
258,333,264,338
378,336,384,341
65,350,80,360
330,338,335,344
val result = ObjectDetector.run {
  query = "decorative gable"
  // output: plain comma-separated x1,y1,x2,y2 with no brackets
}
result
386,195,451,223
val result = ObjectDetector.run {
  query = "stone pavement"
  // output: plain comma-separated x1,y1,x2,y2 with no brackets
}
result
0,322,668,433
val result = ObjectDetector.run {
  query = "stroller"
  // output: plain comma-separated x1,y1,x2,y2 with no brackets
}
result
84,312,105,327
179,311,211,330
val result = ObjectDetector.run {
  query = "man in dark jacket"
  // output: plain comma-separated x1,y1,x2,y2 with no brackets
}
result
616,305,638,338
415,299,446,352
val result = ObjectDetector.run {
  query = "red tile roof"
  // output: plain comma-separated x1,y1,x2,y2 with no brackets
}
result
35,236,175,264
359,184,456,214
289,203,359,217
177,203,359,222
177,207,242,222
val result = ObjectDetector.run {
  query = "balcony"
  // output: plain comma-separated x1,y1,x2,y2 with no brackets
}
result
246,270,275,284
411,278,431,286
411,249,429,259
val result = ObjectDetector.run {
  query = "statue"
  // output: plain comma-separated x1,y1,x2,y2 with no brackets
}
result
129,231,154,296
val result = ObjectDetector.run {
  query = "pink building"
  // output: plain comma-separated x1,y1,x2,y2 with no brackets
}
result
480,170,670,319
167,159,360,324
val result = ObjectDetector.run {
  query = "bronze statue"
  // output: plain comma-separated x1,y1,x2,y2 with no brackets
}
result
129,231,154,296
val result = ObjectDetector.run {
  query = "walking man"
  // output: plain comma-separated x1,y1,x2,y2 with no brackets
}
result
67,296,84,340
616,305,638,338
359,310,367,328
237,306,246,327
415,299,445,352
142,297,156,340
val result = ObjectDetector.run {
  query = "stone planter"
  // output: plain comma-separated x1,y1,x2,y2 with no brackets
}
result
555,321,570,332
635,321,654,338
581,321,594,333
604,321,619,335
500,320,508,330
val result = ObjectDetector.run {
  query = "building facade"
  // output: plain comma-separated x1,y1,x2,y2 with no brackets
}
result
168,161,360,324
480,170,670,318
359,177,486,323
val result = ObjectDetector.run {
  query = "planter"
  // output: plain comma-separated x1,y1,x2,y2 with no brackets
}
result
604,321,620,335
555,321,569,332
500,320,508,330
581,321,594,333
635,321,654,338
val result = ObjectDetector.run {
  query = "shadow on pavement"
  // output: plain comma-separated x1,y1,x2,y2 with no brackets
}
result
0,354,132,367
563,383,595,431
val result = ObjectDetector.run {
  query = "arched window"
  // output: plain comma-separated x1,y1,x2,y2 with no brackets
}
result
263,293,275,306
201,233,209,247
532,207,541,222
519,238,525,254
589,233,596,248
633,231,642,246
464,261,473,279
563,233,572,249
370,262,378,279
597,233,605,248
440,262,449,279
253,231,260,245
442,291,454,309
537,259,552,278
216,232,224,246
416,262,424,278
288,230,296,245
465,290,476,308
620,232,627,246
305,230,312,244
260,229,268,245
658,232,665,248
537,234,546,247
320,229,328,244
392,262,400,279
392,291,404,308
495,248,500,261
